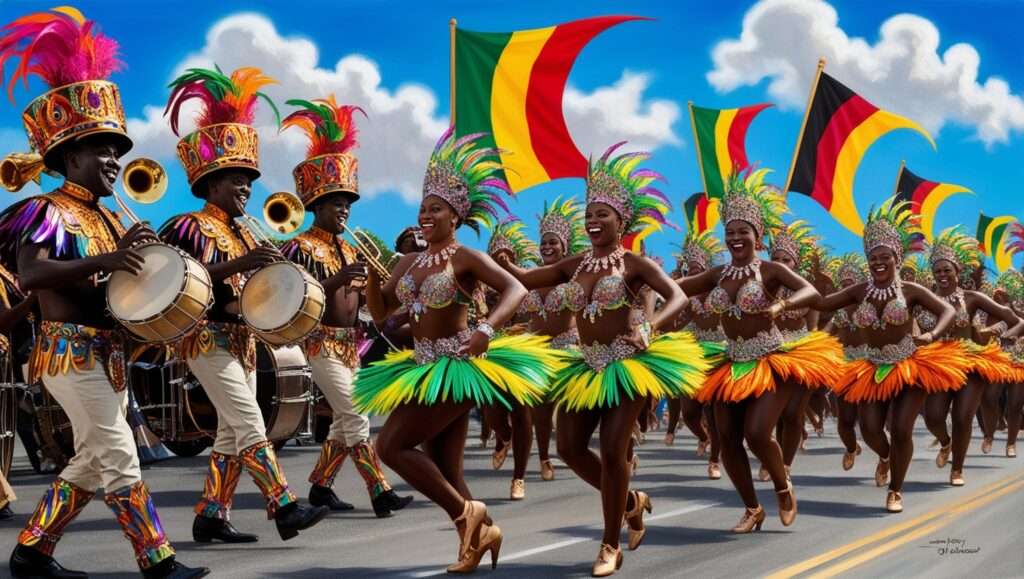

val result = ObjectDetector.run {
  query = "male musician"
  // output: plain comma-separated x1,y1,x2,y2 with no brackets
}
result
158,66,327,544
395,226,427,255
0,10,208,574
280,98,412,517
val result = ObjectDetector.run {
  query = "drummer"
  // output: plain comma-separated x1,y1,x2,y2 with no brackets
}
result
0,9,208,578
279,97,413,518
158,66,327,544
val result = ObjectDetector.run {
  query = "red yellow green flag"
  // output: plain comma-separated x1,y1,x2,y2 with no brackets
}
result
682,192,721,234
976,212,1016,273
893,163,972,242
688,102,771,199
453,16,645,192
785,65,935,236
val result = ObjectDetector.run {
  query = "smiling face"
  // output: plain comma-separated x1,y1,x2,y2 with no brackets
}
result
725,220,759,262
419,195,459,244
931,259,959,292
585,202,622,249
771,249,798,271
539,232,565,265
312,193,353,235
62,135,123,197
205,169,253,218
867,247,898,285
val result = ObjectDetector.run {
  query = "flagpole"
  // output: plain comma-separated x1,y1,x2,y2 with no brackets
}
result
892,159,906,198
782,58,826,195
449,17,457,127
687,101,710,198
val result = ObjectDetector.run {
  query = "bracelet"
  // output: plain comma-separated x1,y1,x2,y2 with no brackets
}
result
476,321,495,339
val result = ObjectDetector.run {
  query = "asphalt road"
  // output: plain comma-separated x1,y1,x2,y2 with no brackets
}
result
2,415,1023,578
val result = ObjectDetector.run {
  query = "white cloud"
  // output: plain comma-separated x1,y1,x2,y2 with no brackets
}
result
707,0,1024,147
124,13,680,203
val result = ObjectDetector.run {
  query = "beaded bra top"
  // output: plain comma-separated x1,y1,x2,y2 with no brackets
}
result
563,253,635,323
852,281,910,330
519,282,588,319
706,260,773,319
915,289,970,333
775,286,809,320
396,248,471,319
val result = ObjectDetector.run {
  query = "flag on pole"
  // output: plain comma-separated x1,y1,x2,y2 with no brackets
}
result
688,102,771,199
453,16,645,192
976,213,1016,274
682,192,720,234
784,62,936,236
893,163,972,242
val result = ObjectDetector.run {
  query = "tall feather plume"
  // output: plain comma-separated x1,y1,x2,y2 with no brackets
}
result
423,127,513,234
588,143,675,238
281,95,365,157
0,6,122,101
164,65,280,136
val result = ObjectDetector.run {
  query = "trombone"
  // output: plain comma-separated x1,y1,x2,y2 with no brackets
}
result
342,224,395,283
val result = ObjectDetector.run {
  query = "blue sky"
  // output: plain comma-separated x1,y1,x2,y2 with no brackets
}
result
2,0,1023,273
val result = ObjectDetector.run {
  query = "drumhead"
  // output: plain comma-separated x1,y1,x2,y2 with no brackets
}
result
108,244,185,320
242,263,307,330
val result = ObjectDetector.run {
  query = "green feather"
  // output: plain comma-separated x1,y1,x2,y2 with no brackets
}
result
874,364,895,384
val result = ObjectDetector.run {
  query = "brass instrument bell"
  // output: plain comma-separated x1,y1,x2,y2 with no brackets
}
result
263,191,305,234
0,152,52,192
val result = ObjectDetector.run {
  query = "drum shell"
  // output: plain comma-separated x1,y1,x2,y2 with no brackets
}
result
241,262,325,347
107,245,213,343
256,343,311,443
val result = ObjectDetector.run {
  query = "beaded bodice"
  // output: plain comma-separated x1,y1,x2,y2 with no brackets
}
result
706,260,772,319
396,252,470,321
852,282,909,330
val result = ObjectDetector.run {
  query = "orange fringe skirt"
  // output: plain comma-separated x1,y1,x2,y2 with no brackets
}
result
834,340,971,404
696,331,845,403
962,341,1019,384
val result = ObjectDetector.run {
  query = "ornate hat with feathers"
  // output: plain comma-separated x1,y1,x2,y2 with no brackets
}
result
165,65,279,194
721,167,787,242
538,195,587,257
586,142,674,241
863,197,923,264
422,127,512,234
0,7,131,171
929,226,982,272
488,216,539,266
281,95,364,206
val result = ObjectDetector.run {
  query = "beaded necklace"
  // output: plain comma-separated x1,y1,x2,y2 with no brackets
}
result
413,241,460,270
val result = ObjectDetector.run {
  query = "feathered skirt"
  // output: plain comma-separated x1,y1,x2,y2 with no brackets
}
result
962,340,1019,384
833,339,971,403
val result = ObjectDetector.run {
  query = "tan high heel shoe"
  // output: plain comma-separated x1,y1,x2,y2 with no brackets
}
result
622,490,652,550
936,443,951,468
696,438,708,456
757,464,770,481
447,523,503,574
540,459,555,481
708,461,722,480
776,481,797,527
452,500,492,560
510,478,525,500
591,543,623,577
492,439,510,470
875,457,890,487
981,437,993,454
731,505,765,533
950,470,965,486
842,444,862,471
1008,444,1017,458
664,431,676,446
885,490,903,513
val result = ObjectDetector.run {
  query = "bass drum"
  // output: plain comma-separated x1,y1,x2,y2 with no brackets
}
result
256,343,312,449
129,347,215,457
0,360,15,476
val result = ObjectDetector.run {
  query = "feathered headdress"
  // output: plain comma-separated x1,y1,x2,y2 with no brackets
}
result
165,65,278,192
863,197,923,264
677,230,724,273
538,195,587,257
0,6,130,168
929,226,982,272
769,220,818,278
488,216,539,266
828,252,867,286
721,167,787,241
901,253,932,287
996,270,1024,307
586,142,674,239
282,95,365,205
422,127,512,234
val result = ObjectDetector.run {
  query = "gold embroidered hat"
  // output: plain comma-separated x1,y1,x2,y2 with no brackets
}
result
281,95,363,207
164,66,279,195
0,7,132,171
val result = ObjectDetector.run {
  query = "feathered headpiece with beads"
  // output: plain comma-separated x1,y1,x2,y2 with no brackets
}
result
863,197,922,264
281,96,364,206
721,167,787,240
770,220,818,278
165,65,279,192
422,127,512,234
0,6,131,169
488,216,539,266
538,195,587,257
996,270,1024,304
586,142,673,238
676,230,724,273
929,226,982,272
902,253,933,287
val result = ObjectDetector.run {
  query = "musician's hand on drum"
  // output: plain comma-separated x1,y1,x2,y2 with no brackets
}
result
459,330,490,358
243,246,281,270
99,248,146,276
118,222,159,249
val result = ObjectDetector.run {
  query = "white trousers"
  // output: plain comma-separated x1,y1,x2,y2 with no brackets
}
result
187,345,267,455
309,352,369,446
43,366,140,491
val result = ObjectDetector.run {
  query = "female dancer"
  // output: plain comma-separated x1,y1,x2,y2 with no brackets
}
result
514,197,589,483
484,217,540,499
680,169,826,533
821,199,970,512
355,129,560,573
667,230,726,479
920,228,1021,486
499,143,707,576
995,271,1024,458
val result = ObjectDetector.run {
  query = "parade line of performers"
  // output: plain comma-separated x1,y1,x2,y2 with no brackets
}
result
1,7,1024,579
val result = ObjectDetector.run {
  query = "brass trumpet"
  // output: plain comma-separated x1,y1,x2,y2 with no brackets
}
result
1,152,54,192
121,158,167,204
342,224,394,282
263,191,305,235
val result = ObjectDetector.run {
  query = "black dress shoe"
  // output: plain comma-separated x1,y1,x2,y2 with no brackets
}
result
191,516,259,543
142,557,210,579
308,485,354,511
0,504,13,520
274,502,329,541
9,544,88,578
373,489,413,518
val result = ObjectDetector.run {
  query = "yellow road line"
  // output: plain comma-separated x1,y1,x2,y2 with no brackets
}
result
765,470,1024,579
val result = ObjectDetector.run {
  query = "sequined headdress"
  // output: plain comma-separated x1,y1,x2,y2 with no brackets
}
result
488,216,539,266
422,127,512,233
721,168,786,241
586,142,673,237
0,7,131,171
928,226,982,272
770,220,818,278
677,230,724,272
165,66,279,194
281,96,363,206
538,196,587,256
828,252,868,286
996,270,1024,309
863,197,922,264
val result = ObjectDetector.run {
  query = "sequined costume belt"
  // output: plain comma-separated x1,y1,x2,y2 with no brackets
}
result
413,329,473,364
779,326,809,344
693,326,727,343
305,325,362,367
31,321,127,391
726,326,784,363
180,321,257,373
580,335,638,373
843,334,917,365
550,328,580,351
